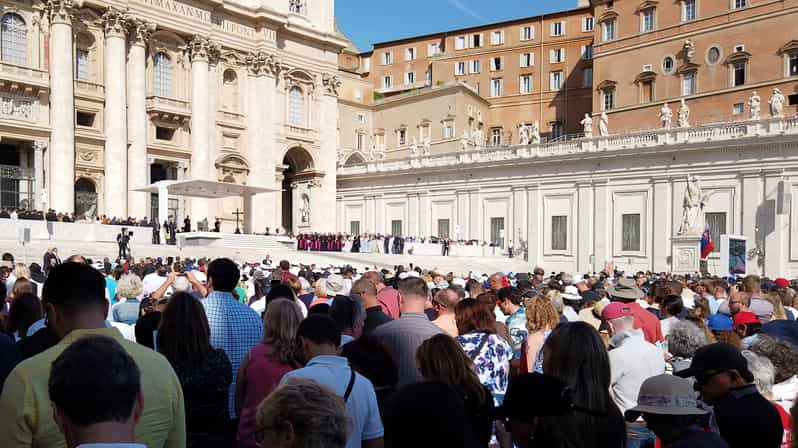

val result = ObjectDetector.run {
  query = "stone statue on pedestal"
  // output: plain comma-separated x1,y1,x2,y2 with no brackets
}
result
769,88,786,118
678,175,712,235
580,113,593,138
599,112,609,136
410,136,418,155
40,188,48,212
300,194,310,224
659,102,673,129
678,99,690,128
683,39,695,62
530,121,541,144
422,139,431,156
519,123,530,145
460,131,470,150
748,91,761,120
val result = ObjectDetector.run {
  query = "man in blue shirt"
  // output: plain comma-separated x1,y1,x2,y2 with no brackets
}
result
282,314,384,448
202,258,262,424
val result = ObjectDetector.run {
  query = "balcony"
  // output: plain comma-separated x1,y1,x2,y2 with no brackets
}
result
217,109,246,129
74,80,104,101
285,124,317,142
146,95,191,124
338,116,798,175
0,62,48,95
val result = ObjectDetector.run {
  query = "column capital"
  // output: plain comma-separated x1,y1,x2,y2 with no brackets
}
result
245,51,282,77
33,140,48,152
42,0,80,25
102,7,128,38
187,35,220,64
128,18,156,47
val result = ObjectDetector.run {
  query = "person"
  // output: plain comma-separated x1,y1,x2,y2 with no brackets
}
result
361,271,400,319
539,322,626,448
719,276,774,322
351,278,392,335
254,377,350,448
748,334,798,412
431,288,460,336
341,336,398,418
624,374,729,448
105,265,124,305
157,291,232,447
608,277,664,345
371,277,444,386
237,299,303,448
497,286,527,363
666,320,708,374
675,342,783,448
112,274,144,325
330,294,363,345
741,350,793,447
455,297,512,405
522,294,559,373
416,334,494,446
48,335,145,448
602,301,666,448
0,262,186,448
5,292,42,341
0,331,19,395
708,314,741,348
660,295,684,337
202,258,263,424
476,291,512,342
184,215,191,233
280,314,384,448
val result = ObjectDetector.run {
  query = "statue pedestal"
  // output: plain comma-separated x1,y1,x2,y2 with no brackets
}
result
672,234,702,275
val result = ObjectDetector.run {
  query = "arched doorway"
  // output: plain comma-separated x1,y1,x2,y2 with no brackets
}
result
281,147,314,234
74,178,97,218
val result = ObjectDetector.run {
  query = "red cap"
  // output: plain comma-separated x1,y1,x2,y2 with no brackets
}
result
602,302,634,321
775,278,790,288
733,311,761,327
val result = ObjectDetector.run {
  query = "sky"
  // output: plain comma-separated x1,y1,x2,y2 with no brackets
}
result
335,0,580,52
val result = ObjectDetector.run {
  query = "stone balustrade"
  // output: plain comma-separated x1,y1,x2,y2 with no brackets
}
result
285,124,317,141
338,116,798,176
0,62,49,92
146,95,191,121
74,80,105,99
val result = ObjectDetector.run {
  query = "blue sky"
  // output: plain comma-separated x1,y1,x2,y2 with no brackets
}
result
336,0,580,51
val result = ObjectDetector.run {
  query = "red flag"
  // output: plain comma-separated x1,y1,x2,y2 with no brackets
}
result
700,227,714,259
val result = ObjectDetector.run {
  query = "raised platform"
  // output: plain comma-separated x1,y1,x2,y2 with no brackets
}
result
177,232,292,251
0,218,152,244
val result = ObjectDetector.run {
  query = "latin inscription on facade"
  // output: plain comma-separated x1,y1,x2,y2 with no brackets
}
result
136,0,256,38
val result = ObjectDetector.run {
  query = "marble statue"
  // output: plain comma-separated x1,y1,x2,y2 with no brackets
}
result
748,91,762,120
530,121,541,144
474,128,484,147
683,39,695,62
460,131,470,150
300,194,310,223
422,139,431,156
599,112,609,137
678,99,690,128
678,175,712,235
410,136,418,155
519,123,530,145
769,88,786,118
580,113,593,138
659,102,673,129
40,188,48,210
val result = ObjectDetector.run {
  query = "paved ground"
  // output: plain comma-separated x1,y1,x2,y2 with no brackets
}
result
0,239,534,274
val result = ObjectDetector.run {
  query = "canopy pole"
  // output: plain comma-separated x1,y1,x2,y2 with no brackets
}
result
243,191,253,234
158,181,170,243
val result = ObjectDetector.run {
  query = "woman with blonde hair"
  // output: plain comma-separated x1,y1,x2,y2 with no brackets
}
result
417,333,494,446
237,299,303,448
111,274,143,325
522,295,559,373
766,291,789,320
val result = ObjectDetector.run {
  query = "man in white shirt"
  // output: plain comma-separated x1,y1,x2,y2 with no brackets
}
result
141,268,167,297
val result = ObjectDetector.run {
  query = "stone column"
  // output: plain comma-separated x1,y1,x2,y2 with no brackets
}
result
526,185,540,265
593,180,611,268
315,73,340,233
651,177,671,272
45,0,77,213
576,182,593,272
739,170,764,275
245,51,280,232
764,172,787,277
188,36,217,223
127,19,154,219
33,141,46,210
102,8,128,218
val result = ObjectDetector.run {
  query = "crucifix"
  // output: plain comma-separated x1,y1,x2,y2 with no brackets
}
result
232,208,244,234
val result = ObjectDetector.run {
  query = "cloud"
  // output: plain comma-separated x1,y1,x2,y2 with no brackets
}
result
447,0,488,22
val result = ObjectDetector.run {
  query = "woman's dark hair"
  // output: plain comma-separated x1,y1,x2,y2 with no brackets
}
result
112,265,124,281
134,311,161,350
157,292,213,367
455,298,496,335
539,321,625,448
330,295,359,334
416,334,488,404
5,292,42,338
266,284,295,307
662,295,684,317
341,336,398,388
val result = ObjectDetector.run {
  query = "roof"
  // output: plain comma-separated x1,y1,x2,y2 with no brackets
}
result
133,180,276,198
334,20,359,54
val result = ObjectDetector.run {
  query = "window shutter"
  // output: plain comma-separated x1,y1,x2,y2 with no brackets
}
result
561,21,566,35
560,48,566,62
550,22,555,35
530,53,535,66
549,49,556,63
520,27,525,40
549,73,555,90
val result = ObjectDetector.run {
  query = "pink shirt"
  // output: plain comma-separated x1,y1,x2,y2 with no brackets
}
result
378,287,401,319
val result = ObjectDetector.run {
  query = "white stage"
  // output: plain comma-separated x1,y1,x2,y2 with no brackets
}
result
0,218,152,244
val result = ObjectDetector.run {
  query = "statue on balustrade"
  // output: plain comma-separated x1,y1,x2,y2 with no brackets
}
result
519,123,531,145
769,88,786,118
599,112,609,137
580,113,593,138
530,121,541,144
460,131,470,151
659,102,673,129
300,194,310,224
678,99,690,128
678,175,712,235
749,91,762,120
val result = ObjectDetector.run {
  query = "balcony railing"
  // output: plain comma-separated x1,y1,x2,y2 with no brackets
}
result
338,116,798,175
74,80,104,98
146,95,191,121
285,124,317,140
217,109,245,126
0,62,49,92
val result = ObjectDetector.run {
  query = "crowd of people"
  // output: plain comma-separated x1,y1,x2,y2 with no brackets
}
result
0,248,797,448
296,233,495,255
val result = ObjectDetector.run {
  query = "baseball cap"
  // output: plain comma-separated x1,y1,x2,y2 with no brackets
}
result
760,320,798,347
732,311,761,327
674,343,753,381
601,302,634,321
707,314,733,331
774,278,791,288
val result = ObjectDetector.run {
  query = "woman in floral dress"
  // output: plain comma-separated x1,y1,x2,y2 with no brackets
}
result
454,298,512,405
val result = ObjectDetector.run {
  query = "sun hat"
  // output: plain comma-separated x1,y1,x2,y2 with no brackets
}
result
562,285,581,301
316,274,347,297
707,314,733,331
607,278,644,300
624,374,708,421
602,301,634,321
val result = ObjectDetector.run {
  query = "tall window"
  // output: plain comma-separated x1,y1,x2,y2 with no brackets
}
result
602,19,616,42
397,128,407,146
75,49,90,81
153,52,172,97
350,221,361,235
455,62,466,75
582,68,593,87
391,220,403,236
520,53,533,67
641,8,655,33
427,43,440,56
455,36,466,50
356,133,365,151
520,74,532,94
582,17,594,32
443,122,454,139
733,62,746,86
549,48,565,63
471,34,482,48
621,214,641,251
602,89,615,111
490,217,505,247
550,71,563,90
490,56,503,71
551,215,567,250
438,219,450,239
551,21,564,36
521,26,534,41
288,87,304,126
470,60,481,74
734,0,747,9
790,51,798,76
382,52,393,65
682,72,696,95
491,30,504,45
582,45,593,59
551,122,563,140
404,72,415,85
705,212,726,254
382,76,392,89
490,78,503,97
490,128,502,146
1,13,27,66
641,80,654,103
683,0,697,21
405,47,416,61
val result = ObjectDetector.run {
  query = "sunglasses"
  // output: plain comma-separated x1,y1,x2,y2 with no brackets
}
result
694,370,726,386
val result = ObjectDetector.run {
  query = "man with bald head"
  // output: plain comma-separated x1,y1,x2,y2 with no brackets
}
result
432,288,460,336
488,272,505,293
362,270,400,319
351,277,392,335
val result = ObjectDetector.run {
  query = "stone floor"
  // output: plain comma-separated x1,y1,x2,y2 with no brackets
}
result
0,239,534,275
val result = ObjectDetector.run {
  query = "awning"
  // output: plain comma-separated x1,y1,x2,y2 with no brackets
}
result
133,179,276,198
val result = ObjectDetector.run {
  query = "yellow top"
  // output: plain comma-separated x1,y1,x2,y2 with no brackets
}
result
0,327,186,448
